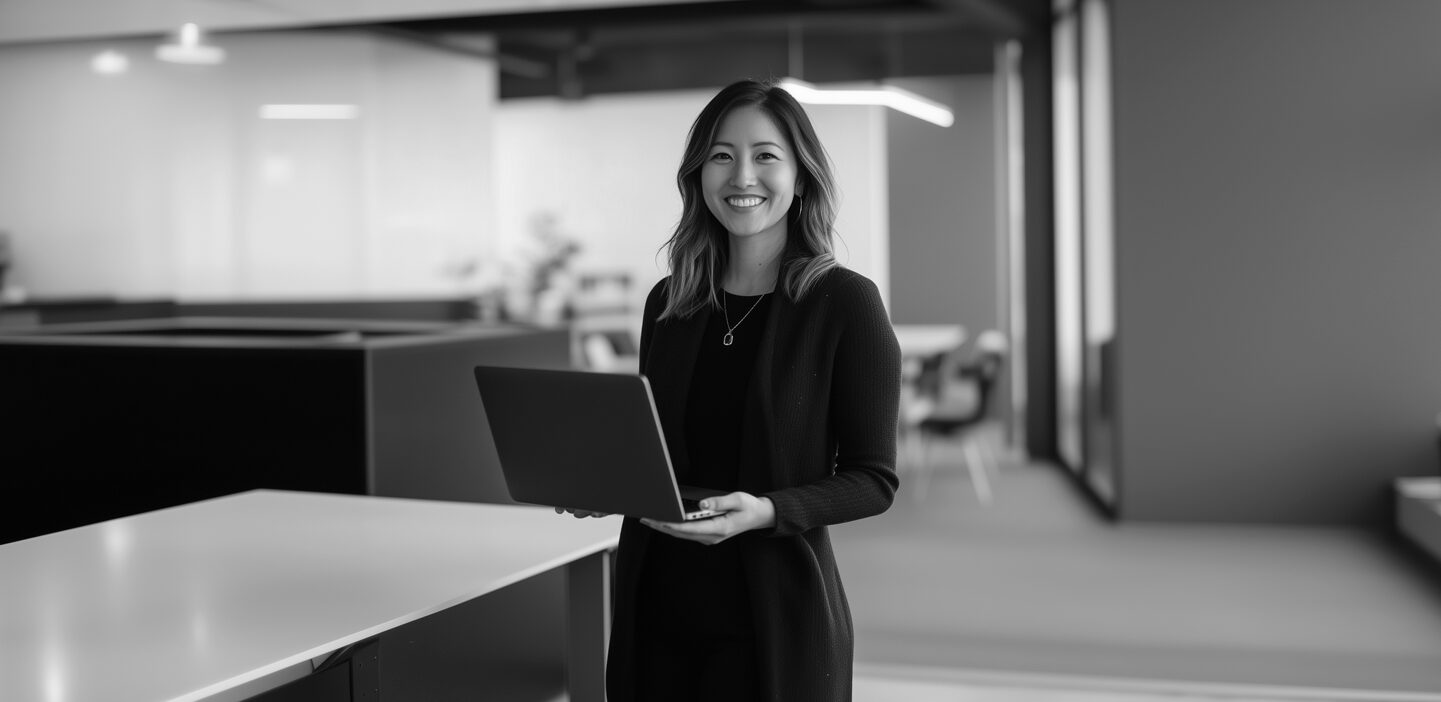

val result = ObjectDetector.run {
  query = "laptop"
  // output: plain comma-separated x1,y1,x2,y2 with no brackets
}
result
472,365,726,521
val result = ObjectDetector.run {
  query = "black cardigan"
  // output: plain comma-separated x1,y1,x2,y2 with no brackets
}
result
606,267,901,702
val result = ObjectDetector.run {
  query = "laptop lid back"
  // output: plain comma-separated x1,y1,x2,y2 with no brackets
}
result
473,365,689,521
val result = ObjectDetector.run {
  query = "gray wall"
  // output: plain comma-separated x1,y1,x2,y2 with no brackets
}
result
887,75,998,332
1112,0,1441,524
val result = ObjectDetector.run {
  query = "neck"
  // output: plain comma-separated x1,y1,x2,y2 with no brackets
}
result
724,230,785,295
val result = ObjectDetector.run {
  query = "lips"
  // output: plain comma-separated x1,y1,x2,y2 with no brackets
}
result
726,195,765,208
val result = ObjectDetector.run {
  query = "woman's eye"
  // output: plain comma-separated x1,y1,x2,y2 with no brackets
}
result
709,152,733,162
757,152,779,162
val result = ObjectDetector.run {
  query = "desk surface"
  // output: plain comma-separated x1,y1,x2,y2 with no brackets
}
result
893,323,967,358
0,490,619,702
0,316,533,350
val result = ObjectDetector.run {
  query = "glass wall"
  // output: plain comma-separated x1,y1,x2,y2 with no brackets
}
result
1053,0,1117,510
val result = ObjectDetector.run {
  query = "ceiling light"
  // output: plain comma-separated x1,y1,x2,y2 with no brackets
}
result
90,50,129,75
259,104,361,120
156,23,225,65
778,78,955,128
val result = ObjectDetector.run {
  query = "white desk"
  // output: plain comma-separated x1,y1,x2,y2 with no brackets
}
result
0,490,619,702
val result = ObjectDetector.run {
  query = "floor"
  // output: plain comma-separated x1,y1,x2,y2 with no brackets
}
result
470,423,1441,702
834,426,1441,701
852,667,1441,702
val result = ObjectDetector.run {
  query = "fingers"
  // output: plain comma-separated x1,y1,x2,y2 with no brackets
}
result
553,507,609,518
698,492,745,514
640,491,764,545
640,515,732,545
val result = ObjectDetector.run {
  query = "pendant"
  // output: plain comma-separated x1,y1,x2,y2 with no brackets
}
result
722,332,734,346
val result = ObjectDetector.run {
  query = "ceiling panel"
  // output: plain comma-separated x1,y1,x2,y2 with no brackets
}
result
0,0,1047,99
381,0,1046,98
0,0,734,44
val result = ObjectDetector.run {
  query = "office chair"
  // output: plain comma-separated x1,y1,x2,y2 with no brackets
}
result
910,330,1007,503
580,329,639,374
898,347,949,468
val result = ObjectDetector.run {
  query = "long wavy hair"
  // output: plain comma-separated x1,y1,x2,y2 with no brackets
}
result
658,79,840,321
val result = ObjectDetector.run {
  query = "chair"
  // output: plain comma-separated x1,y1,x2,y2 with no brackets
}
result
909,330,1007,503
579,328,639,374
897,349,946,468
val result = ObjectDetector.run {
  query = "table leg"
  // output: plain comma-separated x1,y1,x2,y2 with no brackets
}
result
566,549,612,702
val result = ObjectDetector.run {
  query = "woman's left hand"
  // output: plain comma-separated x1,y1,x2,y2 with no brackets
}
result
641,492,776,545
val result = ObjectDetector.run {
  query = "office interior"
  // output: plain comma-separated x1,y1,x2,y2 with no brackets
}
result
3,0,1441,700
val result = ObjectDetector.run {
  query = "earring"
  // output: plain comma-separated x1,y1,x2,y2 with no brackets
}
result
795,196,804,217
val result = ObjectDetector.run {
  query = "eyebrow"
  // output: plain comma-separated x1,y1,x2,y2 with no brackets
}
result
711,140,788,150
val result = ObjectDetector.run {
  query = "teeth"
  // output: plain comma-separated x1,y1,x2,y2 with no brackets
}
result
728,196,764,207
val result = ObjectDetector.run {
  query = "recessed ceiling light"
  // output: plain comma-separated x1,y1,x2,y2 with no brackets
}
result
259,104,362,120
156,23,225,65
91,50,129,75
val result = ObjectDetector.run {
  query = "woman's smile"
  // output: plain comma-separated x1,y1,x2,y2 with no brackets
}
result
702,105,799,241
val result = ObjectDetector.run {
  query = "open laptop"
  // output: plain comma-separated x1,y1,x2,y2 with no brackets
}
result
472,365,726,521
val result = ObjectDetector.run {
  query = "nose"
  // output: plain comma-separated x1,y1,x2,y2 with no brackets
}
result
730,159,756,188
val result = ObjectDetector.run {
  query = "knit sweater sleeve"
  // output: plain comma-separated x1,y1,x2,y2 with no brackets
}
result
765,273,901,536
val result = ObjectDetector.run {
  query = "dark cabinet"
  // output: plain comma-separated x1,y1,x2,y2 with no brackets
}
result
0,317,571,544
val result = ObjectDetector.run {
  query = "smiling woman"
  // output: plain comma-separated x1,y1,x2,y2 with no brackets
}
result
657,79,842,322
699,105,799,244
571,79,902,702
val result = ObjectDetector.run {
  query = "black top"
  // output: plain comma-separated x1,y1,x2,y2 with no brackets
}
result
683,291,772,490
633,291,771,697
609,269,901,702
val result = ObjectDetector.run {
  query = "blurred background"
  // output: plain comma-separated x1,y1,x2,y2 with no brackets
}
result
3,1,1441,701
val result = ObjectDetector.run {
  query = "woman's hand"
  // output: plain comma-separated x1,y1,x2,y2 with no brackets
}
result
641,492,775,545
555,507,611,519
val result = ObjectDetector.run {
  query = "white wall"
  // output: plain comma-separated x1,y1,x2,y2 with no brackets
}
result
493,87,891,323
0,42,890,311
0,29,497,300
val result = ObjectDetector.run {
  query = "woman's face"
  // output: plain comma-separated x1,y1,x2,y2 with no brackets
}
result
701,105,800,243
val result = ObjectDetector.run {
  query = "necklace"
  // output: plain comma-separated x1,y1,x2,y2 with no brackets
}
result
721,292,766,346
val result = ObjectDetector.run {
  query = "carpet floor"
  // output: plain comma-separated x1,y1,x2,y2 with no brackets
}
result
833,427,1441,699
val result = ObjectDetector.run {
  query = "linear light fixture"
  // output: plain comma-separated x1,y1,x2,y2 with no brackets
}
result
259,104,361,120
777,77,954,128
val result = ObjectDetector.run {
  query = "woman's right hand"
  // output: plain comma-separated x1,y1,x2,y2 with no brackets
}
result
555,507,611,518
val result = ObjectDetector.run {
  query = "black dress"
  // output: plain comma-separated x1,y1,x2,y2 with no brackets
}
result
633,291,772,702
609,269,901,702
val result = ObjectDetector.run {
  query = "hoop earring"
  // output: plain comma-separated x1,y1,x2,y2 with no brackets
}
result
794,195,804,218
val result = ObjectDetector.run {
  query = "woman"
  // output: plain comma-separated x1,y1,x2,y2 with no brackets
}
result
568,78,900,701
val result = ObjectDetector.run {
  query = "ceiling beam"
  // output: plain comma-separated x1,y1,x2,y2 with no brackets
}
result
923,0,1034,38
389,1,975,38
367,24,552,78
